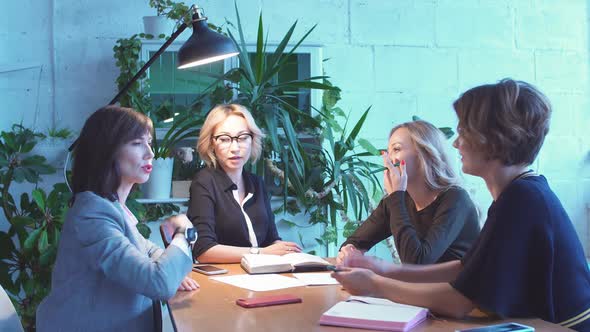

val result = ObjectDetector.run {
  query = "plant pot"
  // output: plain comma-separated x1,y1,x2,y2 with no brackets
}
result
142,16,174,37
172,180,191,198
142,157,174,199
28,138,72,169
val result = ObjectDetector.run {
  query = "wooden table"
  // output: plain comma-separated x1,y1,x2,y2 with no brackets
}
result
168,263,571,331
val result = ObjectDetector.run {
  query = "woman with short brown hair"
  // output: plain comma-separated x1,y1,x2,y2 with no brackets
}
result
332,79,590,331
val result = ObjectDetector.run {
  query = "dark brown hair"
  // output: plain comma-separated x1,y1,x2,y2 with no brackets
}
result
453,78,552,166
71,105,153,201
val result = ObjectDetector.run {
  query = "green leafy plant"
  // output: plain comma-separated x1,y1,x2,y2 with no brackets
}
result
125,190,180,239
215,3,337,193
0,124,71,331
46,127,74,140
302,82,383,248
182,4,381,253
113,34,212,159
148,0,189,21
113,34,152,114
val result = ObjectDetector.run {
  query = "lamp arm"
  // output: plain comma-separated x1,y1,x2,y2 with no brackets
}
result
109,22,189,105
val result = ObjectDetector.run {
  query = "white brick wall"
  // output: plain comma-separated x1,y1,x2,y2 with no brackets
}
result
375,47,457,94
350,0,436,46
1,0,589,256
436,1,513,49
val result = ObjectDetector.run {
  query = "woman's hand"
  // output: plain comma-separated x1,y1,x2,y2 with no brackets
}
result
341,254,393,277
166,214,193,231
336,244,364,265
331,268,379,296
382,152,407,193
261,241,302,255
177,276,200,291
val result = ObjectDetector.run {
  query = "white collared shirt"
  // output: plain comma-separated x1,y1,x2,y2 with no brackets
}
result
232,189,258,247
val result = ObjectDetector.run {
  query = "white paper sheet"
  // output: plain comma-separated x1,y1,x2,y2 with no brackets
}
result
210,274,306,291
292,273,340,285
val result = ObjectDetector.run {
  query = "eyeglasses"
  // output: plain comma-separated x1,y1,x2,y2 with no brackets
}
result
213,133,253,149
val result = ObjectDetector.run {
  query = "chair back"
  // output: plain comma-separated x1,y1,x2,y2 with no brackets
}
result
0,286,24,332
152,300,163,332
159,222,174,248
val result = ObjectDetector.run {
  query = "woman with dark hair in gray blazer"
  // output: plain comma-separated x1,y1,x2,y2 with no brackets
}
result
36,106,198,332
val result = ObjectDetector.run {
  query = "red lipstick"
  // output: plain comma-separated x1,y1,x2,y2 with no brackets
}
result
142,165,153,173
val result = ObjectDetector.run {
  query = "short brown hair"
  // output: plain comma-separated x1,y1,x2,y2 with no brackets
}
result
197,104,264,168
453,78,551,166
72,105,153,201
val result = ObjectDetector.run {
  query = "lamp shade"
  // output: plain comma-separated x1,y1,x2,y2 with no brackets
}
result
177,18,239,69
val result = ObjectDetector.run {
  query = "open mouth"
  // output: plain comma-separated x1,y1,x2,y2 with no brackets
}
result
142,165,153,173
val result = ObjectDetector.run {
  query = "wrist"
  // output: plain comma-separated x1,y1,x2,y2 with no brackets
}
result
381,264,400,278
174,227,196,245
369,273,384,297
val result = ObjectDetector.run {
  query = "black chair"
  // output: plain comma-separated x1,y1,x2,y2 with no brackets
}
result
153,300,163,332
155,222,177,332
159,222,174,248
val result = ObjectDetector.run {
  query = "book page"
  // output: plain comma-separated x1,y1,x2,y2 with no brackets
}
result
324,301,424,322
210,274,306,291
282,253,330,266
242,254,290,267
347,296,427,312
292,273,340,285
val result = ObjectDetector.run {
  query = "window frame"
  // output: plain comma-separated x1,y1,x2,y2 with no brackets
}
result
140,39,324,118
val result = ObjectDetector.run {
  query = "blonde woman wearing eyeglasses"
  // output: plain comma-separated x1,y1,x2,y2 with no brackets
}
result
188,104,301,263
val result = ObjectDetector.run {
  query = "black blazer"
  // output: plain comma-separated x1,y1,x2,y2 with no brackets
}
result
187,167,280,259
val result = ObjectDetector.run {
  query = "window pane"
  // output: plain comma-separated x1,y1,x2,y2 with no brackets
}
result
244,52,311,114
148,51,225,112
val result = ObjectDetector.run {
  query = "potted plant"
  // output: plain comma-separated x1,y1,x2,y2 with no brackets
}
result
28,127,74,169
0,124,71,330
190,4,382,254
113,34,228,199
143,0,190,38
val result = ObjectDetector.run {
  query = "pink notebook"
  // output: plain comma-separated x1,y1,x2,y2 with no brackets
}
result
319,296,428,332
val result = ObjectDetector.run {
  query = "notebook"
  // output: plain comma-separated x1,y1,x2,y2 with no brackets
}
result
319,296,428,332
240,253,331,274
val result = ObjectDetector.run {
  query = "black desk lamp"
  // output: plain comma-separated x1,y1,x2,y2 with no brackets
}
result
67,4,237,151
110,5,239,105
64,4,238,190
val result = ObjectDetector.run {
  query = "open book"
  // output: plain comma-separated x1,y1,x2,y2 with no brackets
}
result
319,296,428,332
240,253,331,274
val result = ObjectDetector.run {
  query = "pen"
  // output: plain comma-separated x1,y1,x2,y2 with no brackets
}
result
326,265,345,273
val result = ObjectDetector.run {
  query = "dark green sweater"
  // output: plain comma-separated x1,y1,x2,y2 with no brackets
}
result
342,186,480,264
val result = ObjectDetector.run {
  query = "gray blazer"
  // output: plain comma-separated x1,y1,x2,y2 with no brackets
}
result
36,192,192,332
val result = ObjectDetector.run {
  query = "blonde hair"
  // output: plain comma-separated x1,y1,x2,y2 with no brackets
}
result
197,104,265,168
389,120,460,191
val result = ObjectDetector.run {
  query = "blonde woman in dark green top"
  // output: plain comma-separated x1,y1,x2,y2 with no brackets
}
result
338,120,480,265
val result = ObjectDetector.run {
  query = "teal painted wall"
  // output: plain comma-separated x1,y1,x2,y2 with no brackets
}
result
1,0,589,258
